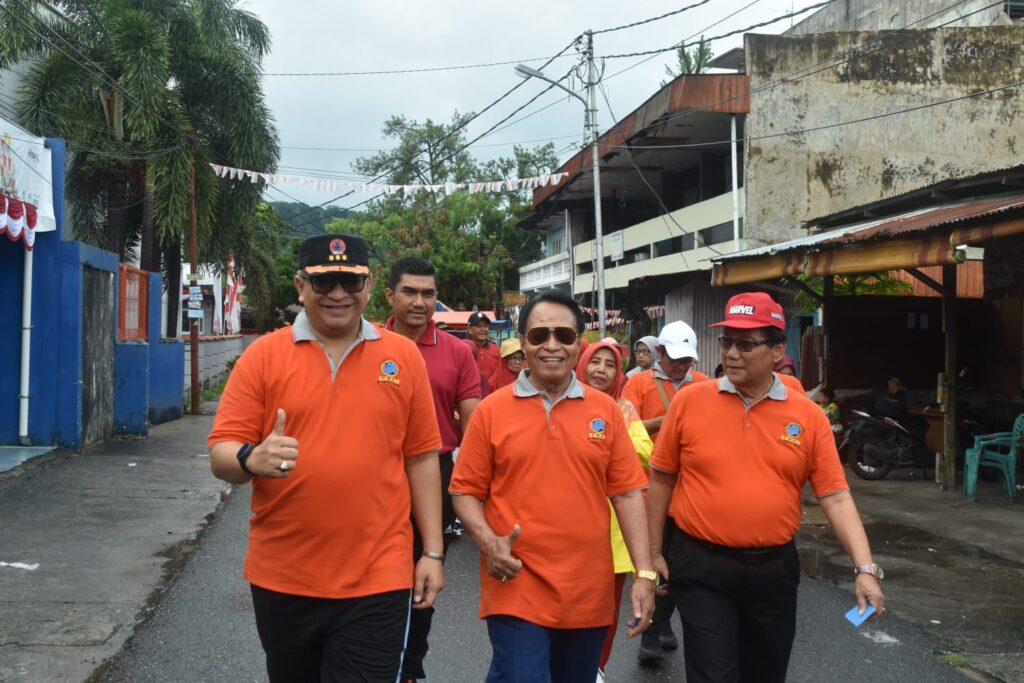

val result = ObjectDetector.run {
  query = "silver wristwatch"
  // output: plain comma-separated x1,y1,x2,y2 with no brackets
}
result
854,563,884,580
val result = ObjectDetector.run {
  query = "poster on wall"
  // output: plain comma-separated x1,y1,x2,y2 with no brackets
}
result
0,115,55,249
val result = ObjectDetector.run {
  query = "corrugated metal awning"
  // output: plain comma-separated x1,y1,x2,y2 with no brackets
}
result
711,195,1024,285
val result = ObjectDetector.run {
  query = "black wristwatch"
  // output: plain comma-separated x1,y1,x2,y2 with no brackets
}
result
236,443,256,476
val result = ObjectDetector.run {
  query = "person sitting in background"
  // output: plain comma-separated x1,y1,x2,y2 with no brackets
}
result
873,376,908,419
489,339,525,392
626,336,659,378
817,387,842,434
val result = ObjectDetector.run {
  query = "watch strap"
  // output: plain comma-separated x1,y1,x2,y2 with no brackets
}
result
636,569,659,585
236,443,256,476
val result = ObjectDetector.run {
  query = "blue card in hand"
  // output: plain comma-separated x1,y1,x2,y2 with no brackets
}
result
844,604,876,627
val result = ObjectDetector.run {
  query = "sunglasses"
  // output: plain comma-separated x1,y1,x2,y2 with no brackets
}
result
718,336,772,353
301,272,368,295
525,326,579,346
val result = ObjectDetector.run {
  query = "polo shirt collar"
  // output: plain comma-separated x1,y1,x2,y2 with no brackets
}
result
717,372,788,407
383,315,438,346
291,310,381,344
513,370,586,400
654,366,694,386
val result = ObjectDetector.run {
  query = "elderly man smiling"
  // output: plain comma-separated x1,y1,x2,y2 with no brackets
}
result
451,290,657,683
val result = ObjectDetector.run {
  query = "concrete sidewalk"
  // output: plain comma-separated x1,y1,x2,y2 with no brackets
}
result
0,416,225,683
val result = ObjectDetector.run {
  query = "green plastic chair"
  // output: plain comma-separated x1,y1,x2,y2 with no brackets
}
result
964,413,1023,502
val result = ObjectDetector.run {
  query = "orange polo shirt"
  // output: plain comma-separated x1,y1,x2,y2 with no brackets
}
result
621,368,710,441
450,373,648,629
650,375,848,548
208,313,441,599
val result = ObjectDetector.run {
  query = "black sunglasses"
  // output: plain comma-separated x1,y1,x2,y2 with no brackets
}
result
301,272,368,295
525,326,579,346
718,336,772,353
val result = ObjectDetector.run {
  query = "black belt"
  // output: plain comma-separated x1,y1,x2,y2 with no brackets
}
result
678,529,794,564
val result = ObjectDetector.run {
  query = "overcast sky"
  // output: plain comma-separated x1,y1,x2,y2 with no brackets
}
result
245,0,825,208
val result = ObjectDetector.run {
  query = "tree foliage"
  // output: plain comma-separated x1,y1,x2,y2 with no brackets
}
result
662,36,714,85
328,113,559,320
269,201,349,238
0,0,279,333
792,272,913,313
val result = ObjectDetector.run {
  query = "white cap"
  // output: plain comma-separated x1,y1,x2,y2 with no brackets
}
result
657,321,699,361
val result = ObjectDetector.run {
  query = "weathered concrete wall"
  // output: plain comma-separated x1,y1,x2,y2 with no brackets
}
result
787,0,1012,35
744,26,1024,246
183,336,244,401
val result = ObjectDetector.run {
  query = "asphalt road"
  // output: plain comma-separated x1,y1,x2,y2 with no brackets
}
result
98,487,969,683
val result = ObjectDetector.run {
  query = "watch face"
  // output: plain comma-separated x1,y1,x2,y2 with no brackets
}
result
875,565,884,580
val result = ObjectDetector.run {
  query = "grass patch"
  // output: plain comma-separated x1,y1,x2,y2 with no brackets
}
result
938,654,970,669
200,373,230,403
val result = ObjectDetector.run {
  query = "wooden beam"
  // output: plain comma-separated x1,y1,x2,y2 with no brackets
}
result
822,275,834,388
594,165,665,173
904,267,944,294
941,264,958,491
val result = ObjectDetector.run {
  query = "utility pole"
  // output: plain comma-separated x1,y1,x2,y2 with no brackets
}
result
585,30,607,338
189,143,200,415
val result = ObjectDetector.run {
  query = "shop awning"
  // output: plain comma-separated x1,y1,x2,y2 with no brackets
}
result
711,196,1024,286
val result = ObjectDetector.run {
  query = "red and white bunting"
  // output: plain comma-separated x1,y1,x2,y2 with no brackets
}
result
209,163,569,195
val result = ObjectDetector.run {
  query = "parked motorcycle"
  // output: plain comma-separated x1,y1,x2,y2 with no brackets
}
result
839,403,984,481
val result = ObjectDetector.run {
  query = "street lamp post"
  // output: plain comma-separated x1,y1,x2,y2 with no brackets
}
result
515,43,606,337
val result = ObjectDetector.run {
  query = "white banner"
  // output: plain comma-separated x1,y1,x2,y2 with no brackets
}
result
210,163,568,195
0,115,55,249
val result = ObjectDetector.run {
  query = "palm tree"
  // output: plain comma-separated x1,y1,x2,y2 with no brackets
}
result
0,0,279,335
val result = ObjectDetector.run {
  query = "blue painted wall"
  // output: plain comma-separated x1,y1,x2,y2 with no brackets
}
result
114,342,149,435
147,272,184,426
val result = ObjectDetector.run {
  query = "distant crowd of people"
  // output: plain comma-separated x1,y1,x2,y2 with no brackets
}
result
208,233,886,683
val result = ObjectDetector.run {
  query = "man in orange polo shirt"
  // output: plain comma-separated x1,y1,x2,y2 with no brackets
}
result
208,234,444,683
647,292,886,683
621,319,707,664
450,290,657,683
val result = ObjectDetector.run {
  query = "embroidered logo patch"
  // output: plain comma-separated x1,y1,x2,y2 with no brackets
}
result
589,418,607,441
328,238,349,262
378,359,401,386
781,421,803,447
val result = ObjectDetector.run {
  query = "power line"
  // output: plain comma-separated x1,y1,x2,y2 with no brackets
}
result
602,0,836,59
261,52,576,77
279,39,581,225
279,132,583,154
604,0,764,82
593,0,714,35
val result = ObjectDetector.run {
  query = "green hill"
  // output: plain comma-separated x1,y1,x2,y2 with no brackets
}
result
269,202,350,238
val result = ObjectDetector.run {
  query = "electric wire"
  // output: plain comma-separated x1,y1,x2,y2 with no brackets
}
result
261,52,577,77
592,0,715,35
602,0,836,59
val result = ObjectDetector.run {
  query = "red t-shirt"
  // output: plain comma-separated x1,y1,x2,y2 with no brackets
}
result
466,338,501,377
385,317,482,452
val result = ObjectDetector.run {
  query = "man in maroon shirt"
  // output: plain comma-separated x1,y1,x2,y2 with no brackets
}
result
384,256,482,682
466,311,501,377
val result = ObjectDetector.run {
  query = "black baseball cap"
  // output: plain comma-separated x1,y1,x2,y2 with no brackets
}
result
298,234,370,276
467,312,491,326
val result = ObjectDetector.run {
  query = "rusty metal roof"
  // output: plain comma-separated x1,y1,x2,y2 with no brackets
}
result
716,194,1024,262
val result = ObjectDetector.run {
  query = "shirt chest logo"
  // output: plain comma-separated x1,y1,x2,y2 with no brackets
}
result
780,421,803,447
589,418,607,441
378,359,401,387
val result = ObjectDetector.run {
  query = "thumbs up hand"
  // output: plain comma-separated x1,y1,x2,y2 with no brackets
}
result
252,409,299,478
482,523,524,583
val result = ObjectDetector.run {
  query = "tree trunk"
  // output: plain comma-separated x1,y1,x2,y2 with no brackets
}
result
165,234,183,338
138,163,157,271
105,171,127,259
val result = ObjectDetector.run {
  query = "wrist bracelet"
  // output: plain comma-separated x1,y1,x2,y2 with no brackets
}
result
423,550,445,561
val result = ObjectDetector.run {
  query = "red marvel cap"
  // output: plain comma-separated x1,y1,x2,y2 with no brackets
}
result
709,292,786,330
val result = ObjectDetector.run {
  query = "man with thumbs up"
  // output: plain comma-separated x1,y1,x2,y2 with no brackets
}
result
208,233,444,683
451,290,657,683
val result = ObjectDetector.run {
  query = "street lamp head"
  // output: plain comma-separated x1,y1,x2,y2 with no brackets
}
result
514,64,545,80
